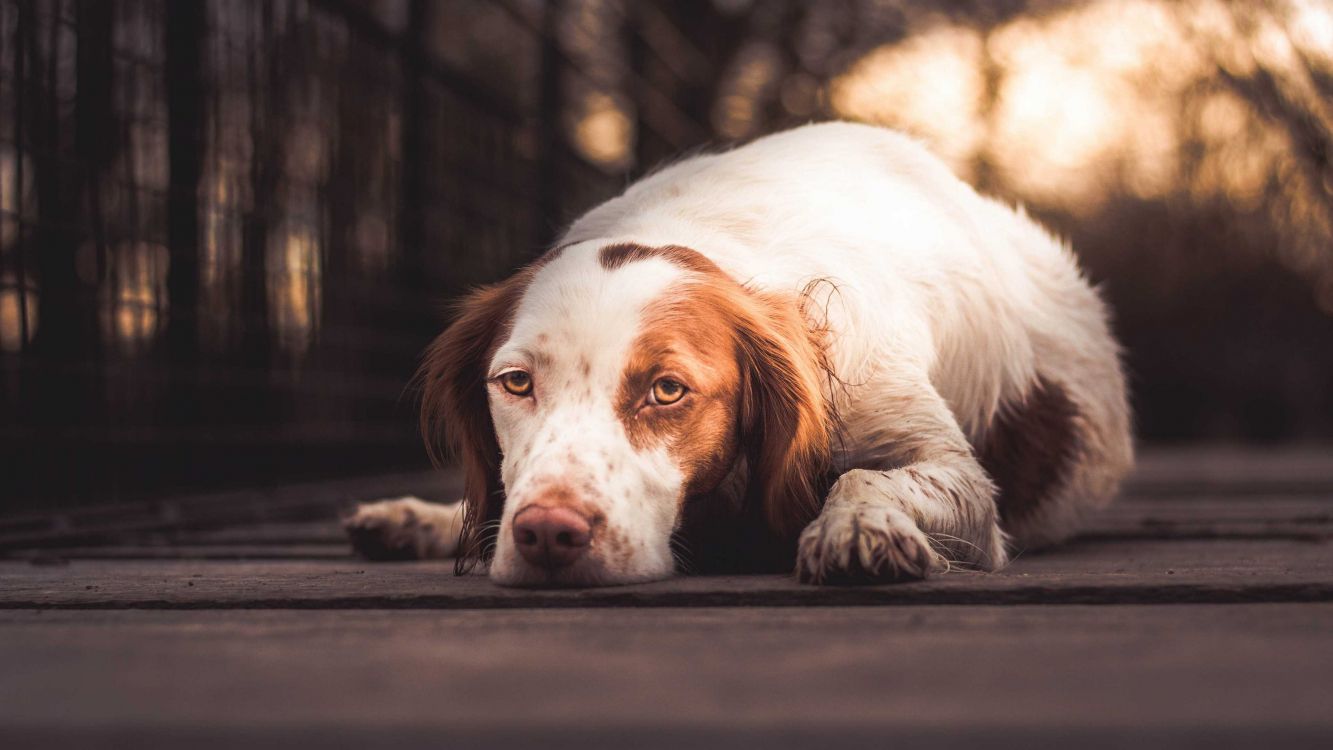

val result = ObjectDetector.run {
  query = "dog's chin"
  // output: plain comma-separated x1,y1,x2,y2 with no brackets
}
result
489,553,675,589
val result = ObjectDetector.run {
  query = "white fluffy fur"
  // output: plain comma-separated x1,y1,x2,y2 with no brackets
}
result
349,122,1134,586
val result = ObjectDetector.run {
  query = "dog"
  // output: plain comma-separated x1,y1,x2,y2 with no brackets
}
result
343,122,1133,587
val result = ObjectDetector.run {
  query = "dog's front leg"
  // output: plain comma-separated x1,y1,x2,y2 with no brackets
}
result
796,377,1008,584
343,497,466,560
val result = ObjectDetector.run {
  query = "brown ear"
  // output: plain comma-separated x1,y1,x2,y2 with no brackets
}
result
418,275,528,572
733,288,834,539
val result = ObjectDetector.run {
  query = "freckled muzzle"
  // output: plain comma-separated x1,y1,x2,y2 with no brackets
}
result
493,465,680,587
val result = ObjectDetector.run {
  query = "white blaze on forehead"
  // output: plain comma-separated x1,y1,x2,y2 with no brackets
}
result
484,242,691,585
490,242,687,380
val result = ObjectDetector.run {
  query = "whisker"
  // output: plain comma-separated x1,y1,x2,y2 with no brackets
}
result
930,532,986,557
668,535,697,575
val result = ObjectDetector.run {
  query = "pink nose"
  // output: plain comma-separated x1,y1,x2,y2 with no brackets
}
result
511,505,592,569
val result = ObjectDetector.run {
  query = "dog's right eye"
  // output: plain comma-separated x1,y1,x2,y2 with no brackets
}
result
649,378,686,405
500,371,533,397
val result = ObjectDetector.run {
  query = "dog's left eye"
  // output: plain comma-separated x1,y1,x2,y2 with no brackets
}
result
499,370,533,397
649,378,686,405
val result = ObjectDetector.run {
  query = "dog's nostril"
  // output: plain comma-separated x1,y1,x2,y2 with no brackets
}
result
511,505,593,570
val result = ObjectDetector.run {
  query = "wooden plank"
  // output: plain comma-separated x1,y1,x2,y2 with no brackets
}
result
1,447,1330,747
9,544,351,561
0,470,459,550
160,521,348,545
1127,446,1333,493
6,476,1331,559
1081,494,1333,541
4,447,1329,553
1,605,1330,748
2,538,1329,609
4,489,1327,562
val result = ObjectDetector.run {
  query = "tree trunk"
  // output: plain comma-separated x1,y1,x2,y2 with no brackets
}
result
240,3,274,370
164,0,206,366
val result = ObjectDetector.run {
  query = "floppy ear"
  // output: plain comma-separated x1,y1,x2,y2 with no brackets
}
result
418,275,528,572
733,288,834,539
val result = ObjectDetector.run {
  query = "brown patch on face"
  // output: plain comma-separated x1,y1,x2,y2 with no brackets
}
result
417,246,566,572
599,242,725,275
978,376,1082,526
616,293,743,499
607,244,835,538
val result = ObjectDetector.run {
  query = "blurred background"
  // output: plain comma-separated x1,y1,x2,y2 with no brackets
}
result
2,0,1331,513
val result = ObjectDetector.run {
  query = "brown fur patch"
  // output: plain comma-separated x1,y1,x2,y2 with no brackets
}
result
599,243,724,275
606,243,835,539
615,293,742,499
978,376,1082,526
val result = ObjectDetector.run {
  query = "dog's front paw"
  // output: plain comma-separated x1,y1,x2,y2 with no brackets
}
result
342,497,460,561
796,502,946,585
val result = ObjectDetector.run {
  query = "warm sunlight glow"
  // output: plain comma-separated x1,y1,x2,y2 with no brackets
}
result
830,25,985,178
573,92,632,169
271,225,321,354
0,283,37,353
825,0,1333,302
714,44,780,140
1,148,30,216
1289,0,1333,62
102,242,169,353
829,0,1329,218
200,165,245,352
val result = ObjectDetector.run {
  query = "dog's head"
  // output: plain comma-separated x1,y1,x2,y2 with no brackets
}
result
420,242,831,586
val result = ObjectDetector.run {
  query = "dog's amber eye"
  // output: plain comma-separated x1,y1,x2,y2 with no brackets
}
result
500,371,533,397
650,378,686,405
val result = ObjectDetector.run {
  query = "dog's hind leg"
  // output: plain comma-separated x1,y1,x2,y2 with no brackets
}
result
979,370,1134,553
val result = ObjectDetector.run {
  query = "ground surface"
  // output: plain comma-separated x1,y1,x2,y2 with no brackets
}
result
1,447,1331,748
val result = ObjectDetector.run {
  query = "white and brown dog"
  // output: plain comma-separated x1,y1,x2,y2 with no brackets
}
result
344,122,1133,587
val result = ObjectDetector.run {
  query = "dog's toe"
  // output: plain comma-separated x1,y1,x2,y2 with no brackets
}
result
796,506,946,585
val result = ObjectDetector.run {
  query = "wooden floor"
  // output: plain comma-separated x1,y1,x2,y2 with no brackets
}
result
2,447,1331,748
